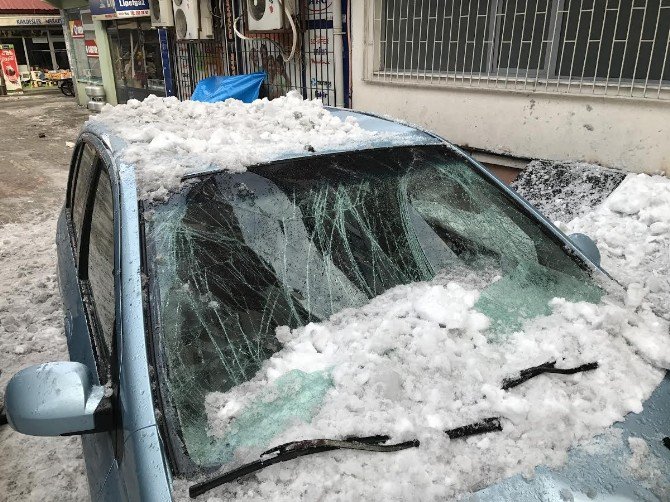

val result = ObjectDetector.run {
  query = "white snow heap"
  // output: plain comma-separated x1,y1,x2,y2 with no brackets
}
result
561,173,670,322
88,92,405,201
195,275,670,501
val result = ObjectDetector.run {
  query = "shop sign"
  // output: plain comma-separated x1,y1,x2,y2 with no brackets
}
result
89,0,117,20
0,44,22,92
0,16,62,27
85,39,99,58
70,20,84,38
113,0,150,18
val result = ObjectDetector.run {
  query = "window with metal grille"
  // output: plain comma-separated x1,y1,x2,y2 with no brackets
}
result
371,0,670,99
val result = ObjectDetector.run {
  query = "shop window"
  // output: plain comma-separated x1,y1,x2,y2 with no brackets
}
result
65,9,103,85
107,20,165,103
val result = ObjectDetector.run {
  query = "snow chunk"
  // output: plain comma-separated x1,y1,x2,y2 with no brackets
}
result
89,92,412,201
565,174,670,320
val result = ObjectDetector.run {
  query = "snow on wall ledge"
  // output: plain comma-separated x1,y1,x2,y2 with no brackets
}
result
87,92,421,201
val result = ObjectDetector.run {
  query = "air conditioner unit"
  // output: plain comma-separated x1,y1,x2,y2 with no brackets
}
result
246,0,285,32
150,0,174,27
173,0,213,40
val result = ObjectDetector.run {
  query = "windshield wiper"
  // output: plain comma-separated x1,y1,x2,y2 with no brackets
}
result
502,360,599,390
189,417,502,498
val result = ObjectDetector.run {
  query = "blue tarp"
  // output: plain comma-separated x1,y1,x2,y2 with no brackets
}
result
191,72,266,103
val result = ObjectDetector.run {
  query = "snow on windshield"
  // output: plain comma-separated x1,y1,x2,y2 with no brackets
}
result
171,173,670,501
88,92,419,201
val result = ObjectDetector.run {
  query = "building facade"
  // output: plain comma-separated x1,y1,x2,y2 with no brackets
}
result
352,0,670,175
41,0,670,174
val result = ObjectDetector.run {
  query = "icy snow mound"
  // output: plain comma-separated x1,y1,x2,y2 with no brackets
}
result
512,160,627,223
88,92,411,201
189,278,670,501
562,173,670,321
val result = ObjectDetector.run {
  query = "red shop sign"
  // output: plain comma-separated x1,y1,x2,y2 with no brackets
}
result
85,39,99,58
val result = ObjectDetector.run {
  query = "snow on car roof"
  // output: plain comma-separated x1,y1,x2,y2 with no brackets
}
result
84,92,442,201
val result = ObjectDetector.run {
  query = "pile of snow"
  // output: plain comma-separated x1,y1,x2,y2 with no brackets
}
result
89,92,406,201
172,173,670,501
559,174,670,321
511,160,627,223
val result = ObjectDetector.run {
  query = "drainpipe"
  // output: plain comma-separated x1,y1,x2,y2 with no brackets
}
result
332,0,344,108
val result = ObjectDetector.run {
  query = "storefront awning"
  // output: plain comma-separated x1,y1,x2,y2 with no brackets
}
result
0,0,61,11
13,0,89,10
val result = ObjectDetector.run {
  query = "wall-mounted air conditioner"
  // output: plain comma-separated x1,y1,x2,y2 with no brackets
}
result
150,0,174,27
173,0,213,40
246,0,286,32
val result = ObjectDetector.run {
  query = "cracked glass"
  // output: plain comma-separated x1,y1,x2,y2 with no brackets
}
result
146,145,601,469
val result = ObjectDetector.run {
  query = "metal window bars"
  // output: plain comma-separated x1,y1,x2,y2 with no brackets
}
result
368,0,670,100
167,0,342,106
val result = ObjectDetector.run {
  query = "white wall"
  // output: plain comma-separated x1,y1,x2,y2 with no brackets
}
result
350,2,670,176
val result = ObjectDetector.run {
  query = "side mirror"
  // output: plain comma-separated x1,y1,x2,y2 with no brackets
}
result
569,232,601,267
4,362,113,437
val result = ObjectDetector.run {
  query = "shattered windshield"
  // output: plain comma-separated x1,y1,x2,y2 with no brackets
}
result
145,145,601,470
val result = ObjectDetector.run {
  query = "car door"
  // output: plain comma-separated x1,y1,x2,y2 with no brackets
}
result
58,138,121,498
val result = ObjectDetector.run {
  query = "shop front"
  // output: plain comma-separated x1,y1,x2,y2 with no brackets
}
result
107,18,164,102
0,0,68,91
49,0,168,105
61,8,102,103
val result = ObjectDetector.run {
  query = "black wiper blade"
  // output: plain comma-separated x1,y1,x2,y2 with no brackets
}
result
188,435,418,498
189,417,502,498
446,417,502,439
502,360,599,390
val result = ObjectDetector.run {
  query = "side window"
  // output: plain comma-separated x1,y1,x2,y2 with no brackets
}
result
83,165,116,364
72,143,97,247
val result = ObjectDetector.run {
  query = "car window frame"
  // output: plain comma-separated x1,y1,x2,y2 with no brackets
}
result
80,163,117,377
66,137,120,386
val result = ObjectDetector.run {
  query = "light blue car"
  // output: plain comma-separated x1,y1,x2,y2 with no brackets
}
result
4,109,669,501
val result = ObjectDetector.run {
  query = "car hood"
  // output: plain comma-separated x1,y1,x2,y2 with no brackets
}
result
471,372,670,501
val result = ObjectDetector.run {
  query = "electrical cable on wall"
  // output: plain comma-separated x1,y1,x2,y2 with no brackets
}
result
233,0,297,62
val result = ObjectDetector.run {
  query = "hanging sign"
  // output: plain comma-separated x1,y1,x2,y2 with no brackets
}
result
0,44,22,92
85,39,99,58
113,0,150,18
69,20,84,38
89,0,116,20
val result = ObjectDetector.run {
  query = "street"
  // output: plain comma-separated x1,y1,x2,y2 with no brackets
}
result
0,92,90,501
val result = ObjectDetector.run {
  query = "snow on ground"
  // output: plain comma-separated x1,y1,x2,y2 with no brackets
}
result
175,172,670,501
0,93,89,501
89,92,414,201
0,211,88,501
559,174,670,322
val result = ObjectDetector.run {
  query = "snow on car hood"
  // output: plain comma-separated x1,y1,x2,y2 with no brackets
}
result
87,92,432,201
172,173,670,501
192,280,669,501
